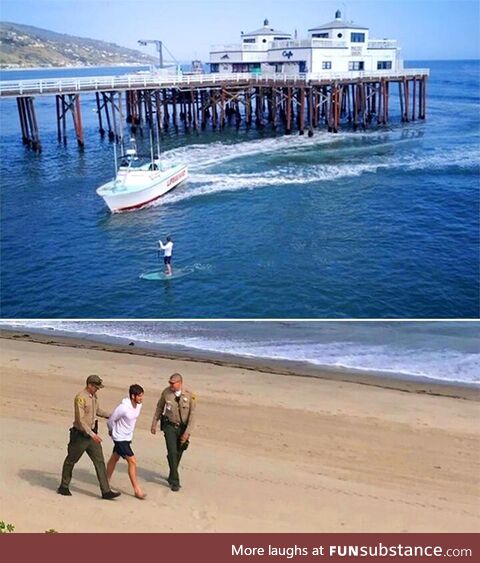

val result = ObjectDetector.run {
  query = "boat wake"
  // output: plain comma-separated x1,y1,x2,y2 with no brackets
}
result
153,141,479,206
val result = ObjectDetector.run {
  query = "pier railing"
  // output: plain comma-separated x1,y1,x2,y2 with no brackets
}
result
210,43,268,52
271,38,348,49
0,69,430,98
211,39,398,51
367,40,398,49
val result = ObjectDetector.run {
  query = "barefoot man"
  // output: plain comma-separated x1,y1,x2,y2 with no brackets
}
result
106,384,146,500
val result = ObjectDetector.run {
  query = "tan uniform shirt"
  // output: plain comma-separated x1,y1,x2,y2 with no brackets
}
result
73,388,110,437
151,387,196,435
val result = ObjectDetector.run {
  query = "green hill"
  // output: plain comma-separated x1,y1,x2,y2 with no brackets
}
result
0,22,157,68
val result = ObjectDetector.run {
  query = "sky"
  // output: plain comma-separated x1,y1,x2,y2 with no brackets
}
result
1,0,479,61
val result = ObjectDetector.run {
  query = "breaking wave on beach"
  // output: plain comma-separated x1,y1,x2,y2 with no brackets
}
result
3,321,479,386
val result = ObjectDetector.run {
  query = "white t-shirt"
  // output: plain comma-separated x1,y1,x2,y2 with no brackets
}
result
107,398,142,441
159,240,173,257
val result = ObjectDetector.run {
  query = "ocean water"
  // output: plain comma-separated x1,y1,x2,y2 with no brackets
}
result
2,320,479,386
0,60,479,318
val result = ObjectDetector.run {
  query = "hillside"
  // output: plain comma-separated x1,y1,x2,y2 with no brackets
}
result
0,22,157,68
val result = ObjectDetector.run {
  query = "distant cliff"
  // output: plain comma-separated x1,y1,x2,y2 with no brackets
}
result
0,22,157,68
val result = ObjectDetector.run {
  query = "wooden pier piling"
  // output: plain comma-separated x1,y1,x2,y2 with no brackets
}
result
16,97,41,152
17,97,29,145
8,72,428,151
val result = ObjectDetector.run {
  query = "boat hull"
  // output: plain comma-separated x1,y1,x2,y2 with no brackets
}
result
97,164,188,213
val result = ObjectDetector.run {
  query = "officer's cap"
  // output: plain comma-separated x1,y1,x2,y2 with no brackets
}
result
86,374,104,388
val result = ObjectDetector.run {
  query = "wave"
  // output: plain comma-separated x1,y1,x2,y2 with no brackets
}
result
161,133,351,167
153,141,480,205
160,130,478,167
3,321,479,386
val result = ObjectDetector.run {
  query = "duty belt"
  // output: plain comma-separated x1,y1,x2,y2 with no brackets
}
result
164,418,185,428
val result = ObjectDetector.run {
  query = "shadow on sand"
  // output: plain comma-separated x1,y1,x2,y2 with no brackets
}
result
19,468,101,499
19,461,172,498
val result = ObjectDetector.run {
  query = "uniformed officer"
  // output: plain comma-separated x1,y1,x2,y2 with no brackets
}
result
57,374,121,500
151,373,196,491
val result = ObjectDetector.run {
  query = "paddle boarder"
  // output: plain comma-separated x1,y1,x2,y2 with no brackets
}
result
158,236,174,276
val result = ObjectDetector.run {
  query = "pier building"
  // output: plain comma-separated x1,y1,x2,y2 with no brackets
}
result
210,19,292,74
0,10,428,152
210,10,400,75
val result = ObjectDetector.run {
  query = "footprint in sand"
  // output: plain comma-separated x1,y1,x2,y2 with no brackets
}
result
192,509,216,531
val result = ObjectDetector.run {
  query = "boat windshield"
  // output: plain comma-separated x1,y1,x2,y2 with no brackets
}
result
119,157,152,170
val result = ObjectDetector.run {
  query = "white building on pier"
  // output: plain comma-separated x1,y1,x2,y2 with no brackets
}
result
209,10,401,75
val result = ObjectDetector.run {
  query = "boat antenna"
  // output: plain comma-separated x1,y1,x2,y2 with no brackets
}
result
156,116,161,161
118,91,125,158
149,125,155,167
113,138,118,178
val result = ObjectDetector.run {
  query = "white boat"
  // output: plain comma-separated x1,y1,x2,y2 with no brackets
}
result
96,143,188,213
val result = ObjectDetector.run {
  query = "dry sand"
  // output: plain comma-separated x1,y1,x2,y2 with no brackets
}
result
0,333,479,533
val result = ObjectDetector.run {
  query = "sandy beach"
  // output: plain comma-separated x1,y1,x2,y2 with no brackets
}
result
0,332,479,533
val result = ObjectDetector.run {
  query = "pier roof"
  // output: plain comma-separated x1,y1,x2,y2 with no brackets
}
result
243,19,291,37
309,9,368,31
308,19,368,31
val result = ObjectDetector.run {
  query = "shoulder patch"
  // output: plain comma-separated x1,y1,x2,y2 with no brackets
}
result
75,396,86,407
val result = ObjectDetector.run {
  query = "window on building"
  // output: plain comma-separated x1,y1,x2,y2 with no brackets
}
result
243,38,255,43
351,32,365,43
348,61,365,71
232,63,249,72
299,61,307,72
274,36,290,41
312,32,329,38
322,61,332,69
210,63,219,73
377,61,392,70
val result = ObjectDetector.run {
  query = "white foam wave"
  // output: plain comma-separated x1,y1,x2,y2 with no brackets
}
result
160,130,479,173
155,144,479,205
2,321,479,386
160,132,359,171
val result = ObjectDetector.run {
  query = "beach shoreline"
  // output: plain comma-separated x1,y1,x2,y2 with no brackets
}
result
0,334,479,532
0,328,478,401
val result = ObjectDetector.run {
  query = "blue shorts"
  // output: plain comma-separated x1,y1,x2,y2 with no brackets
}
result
113,441,134,458
164,256,172,265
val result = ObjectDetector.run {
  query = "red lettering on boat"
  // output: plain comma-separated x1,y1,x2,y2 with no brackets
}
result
167,169,186,187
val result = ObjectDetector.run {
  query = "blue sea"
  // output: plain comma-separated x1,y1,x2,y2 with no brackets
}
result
0,61,479,318
2,320,479,386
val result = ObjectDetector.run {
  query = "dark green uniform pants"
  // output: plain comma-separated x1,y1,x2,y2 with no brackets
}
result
163,422,187,487
60,427,110,494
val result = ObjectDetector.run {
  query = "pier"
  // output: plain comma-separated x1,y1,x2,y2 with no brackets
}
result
0,69,429,152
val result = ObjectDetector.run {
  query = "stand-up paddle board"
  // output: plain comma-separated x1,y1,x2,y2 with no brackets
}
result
140,266,194,281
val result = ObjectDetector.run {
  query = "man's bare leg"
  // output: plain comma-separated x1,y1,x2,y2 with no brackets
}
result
126,455,145,498
106,452,120,482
